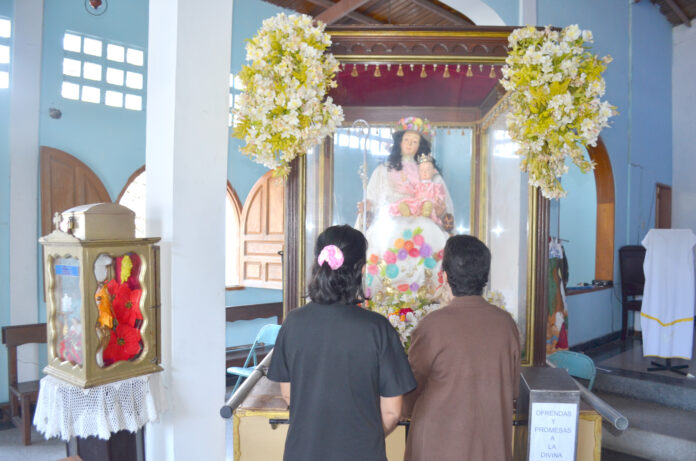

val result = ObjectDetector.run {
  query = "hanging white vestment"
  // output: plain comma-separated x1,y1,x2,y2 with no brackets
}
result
640,228,696,359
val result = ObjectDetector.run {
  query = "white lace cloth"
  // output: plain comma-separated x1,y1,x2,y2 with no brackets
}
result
34,373,166,441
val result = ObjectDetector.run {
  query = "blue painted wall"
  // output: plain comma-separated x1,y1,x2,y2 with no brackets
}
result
628,1,672,245
40,0,148,201
550,150,597,287
224,0,288,312
0,0,13,408
537,0,672,346
482,0,517,26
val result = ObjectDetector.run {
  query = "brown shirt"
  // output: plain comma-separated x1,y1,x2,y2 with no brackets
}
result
403,296,521,461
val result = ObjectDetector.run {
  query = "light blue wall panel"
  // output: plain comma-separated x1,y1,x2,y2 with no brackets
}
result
0,0,14,406
39,0,148,201
558,151,597,287
566,289,615,346
628,0,672,245
224,0,287,321
536,0,673,345
481,0,517,26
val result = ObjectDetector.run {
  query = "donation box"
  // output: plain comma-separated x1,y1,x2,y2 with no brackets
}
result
40,203,161,388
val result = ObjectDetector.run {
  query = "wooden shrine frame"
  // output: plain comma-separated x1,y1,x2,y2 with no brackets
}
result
282,26,550,366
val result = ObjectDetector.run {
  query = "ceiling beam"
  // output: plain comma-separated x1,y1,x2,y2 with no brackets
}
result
316,0,372,25
408,0,473,25
306,0,383,24
664,0,691,26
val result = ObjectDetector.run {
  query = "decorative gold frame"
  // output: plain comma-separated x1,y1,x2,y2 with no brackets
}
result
283,27,549,366
41,232,162,387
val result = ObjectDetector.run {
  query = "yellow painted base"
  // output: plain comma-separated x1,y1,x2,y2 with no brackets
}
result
233,410,406,461
234,410,601,461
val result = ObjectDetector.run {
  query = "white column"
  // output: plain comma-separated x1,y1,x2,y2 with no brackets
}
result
519,0,537,26
9,0,43,381
145,1,232,459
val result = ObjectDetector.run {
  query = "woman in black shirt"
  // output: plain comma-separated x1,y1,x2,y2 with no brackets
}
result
268,225,416,461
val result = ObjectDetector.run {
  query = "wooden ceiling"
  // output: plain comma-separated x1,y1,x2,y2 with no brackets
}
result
649,0,694,27
260,0,474,26
264,0,694,28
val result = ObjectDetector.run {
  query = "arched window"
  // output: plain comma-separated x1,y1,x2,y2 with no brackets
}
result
117,166,146,237
117,167,246,288
226,182,242,288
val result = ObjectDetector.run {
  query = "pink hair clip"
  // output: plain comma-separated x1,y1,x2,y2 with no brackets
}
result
317,245,344,270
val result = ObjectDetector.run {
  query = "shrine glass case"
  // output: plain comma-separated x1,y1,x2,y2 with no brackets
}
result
285,27,548,365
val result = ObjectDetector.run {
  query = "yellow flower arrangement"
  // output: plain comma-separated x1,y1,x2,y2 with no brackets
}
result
233,13,344,178
500,25,616,199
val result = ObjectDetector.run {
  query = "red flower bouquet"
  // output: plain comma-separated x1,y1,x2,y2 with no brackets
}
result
96,253,144,366
103,323,142,363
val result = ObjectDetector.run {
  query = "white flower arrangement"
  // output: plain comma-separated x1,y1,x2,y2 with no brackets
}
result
484,289,507,311
233,13,344,177
377,301,442,350
500,25,615,199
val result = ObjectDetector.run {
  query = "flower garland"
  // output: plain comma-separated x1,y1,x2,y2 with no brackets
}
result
233,13,344,178
500,25,615,199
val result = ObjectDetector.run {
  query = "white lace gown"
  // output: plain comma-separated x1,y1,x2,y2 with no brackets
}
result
361,160,453,310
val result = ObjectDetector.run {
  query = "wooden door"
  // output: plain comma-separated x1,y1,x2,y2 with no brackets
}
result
655,183,671,229
40,147,111,236
240,171,285,289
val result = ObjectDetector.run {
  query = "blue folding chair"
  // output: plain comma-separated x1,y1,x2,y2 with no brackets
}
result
227,323,281,393
547,350,597,391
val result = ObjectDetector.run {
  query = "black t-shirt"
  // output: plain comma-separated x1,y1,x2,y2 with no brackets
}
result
267,302,416,461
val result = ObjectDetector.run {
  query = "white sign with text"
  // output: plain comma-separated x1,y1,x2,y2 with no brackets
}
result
529,402,578,460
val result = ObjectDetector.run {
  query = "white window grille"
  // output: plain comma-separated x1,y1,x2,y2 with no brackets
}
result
61,31,146,110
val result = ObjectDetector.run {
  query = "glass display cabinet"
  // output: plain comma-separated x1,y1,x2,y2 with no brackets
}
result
282,26,551,366
40,203,162,388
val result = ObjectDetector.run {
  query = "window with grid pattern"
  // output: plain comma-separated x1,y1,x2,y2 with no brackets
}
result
61,31,145,110
0,17,11,89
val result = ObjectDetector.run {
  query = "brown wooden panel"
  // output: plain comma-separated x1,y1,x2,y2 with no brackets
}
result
316,0,371,25
1,323,47,348
244,261,262,280
655,183,671,229
226,302,283,323
40,146,111,237
267,263,283,282
587,138,615,282
245,241,283,256
595,203,615,281
241,170,285,289
533,191,550,367
244,188,264,234
267,176,285,235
